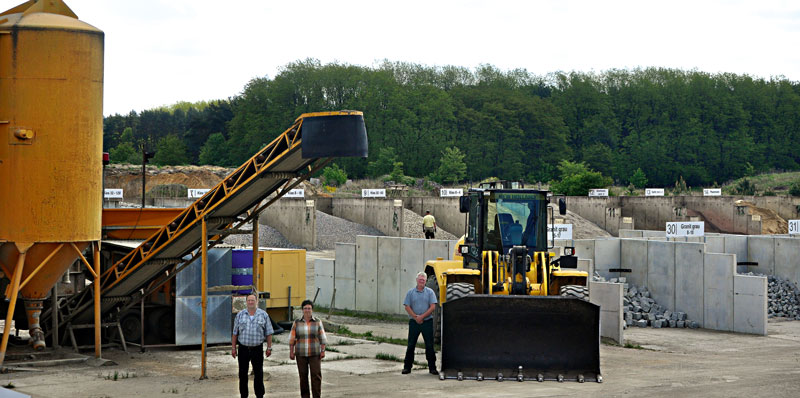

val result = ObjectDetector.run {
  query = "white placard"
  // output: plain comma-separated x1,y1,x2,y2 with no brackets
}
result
104,188,123,199
703,188,721,196
188,188,210,198
666,221,705,238
789,220,800,235
362,189,386,198
283,188,304,198
645,188,664,196
440,188,463,197
547,224,573,240
588,189,608,197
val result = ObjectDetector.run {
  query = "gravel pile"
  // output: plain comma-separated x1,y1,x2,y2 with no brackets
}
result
594,274,700,329
316,210,384,250
222,221,302,249
741,273,800,320
403,208,458,240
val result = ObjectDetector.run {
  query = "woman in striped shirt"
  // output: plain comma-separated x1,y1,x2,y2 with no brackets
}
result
289,299,327,398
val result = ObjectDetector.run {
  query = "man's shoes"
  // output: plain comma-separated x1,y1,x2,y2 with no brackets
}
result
429,369,439,375
401,368,411,374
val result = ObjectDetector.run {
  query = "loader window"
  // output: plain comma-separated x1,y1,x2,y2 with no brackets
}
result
484,193,545,252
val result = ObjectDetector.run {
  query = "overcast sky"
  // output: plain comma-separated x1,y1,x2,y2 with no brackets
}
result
17,0,800,116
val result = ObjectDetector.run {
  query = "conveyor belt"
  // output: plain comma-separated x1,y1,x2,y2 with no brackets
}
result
51,111,367,326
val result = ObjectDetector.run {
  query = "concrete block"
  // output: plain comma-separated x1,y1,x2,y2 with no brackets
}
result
643,230,665,238
704,253,736,331
334,243,356,310
589,282,624,344
400,238,425,315
733,275,767,335
747,236,775,275
621,239,648,288
723,235,748,268
573,239,596,263
594,239,621,279
423,239,449,264
356,236,378,312
774,238,800,285
377,237,401,315
314,259,334,308
675,242,705,323
619,229,644,238
704,236,725,254
647,241,676,312
577,259,593,277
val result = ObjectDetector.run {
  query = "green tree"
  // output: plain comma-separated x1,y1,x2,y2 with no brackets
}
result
321,164,347,187
198,133,228,166
152,134,189,166
367,147,398,177
549,160,612,196
630,168,648,188
109,142,139,164
436,147,467,184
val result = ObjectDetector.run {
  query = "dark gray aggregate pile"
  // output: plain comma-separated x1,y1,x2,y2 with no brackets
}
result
222,221,302,249
594,274,699,329
315,210,384,250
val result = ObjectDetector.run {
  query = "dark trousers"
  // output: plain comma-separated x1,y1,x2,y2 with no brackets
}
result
238,343,264,398
424,229,435,239
296,355,322,398
404,318,436,371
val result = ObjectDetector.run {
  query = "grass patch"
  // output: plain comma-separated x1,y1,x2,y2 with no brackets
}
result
624,342,645,350
325,355,364,362
374,353,426,368
333,326,410,347
102,371,136,381
326,346,341,353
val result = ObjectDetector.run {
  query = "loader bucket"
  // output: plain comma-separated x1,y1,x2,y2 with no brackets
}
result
440,295,601,382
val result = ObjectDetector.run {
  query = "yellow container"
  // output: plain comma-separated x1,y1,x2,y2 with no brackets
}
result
0,0,103,349
257,249,306,321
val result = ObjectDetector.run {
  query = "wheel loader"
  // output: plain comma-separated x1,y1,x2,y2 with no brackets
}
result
424,181,601,382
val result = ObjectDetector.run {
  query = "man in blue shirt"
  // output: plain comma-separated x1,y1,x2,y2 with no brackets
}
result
402,272,438,375
232,294,274,398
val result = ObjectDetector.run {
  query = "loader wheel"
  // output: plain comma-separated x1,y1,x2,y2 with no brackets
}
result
425,275,441,344
560,285,589,301
446,283,475,301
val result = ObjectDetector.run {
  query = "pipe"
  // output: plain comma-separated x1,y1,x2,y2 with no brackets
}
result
94,242,101,359
200,217,208,379
252,210,259,291
0,244,30,367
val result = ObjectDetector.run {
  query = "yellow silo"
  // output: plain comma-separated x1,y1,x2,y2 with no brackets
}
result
0,0,103,359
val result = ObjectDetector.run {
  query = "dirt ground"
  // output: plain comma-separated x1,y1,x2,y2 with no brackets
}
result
3,251,800,397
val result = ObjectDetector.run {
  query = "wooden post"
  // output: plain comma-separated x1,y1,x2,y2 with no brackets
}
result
200,217,208,379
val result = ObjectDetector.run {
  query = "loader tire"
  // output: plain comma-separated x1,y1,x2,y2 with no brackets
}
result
560,285,589,301
425,275,441,344
446,283,475,301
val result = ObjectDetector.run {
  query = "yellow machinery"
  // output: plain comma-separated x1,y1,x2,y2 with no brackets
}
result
424,182,601,382
0,0,103,362
256,248,306,323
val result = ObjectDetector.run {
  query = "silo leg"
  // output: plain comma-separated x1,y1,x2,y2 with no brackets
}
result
0,243,32,368
93,242,101,359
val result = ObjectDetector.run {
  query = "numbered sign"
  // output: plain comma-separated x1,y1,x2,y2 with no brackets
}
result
790,220,800,235
362,189,386,198
104,189,123,199
588,189,608,197
547,224,573,240
188,189,210,198
645,188,664,196
440,188,463,197
284,188,304,198
666,221,704,238
703,188,721,196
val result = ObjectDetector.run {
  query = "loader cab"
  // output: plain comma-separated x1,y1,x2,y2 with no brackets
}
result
460,189,549,267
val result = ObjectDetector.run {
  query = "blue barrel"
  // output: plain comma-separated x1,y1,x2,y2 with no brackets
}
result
232,249,254,294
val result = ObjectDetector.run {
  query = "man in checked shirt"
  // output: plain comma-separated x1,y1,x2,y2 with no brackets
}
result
289,299,327,398
232,294,274,398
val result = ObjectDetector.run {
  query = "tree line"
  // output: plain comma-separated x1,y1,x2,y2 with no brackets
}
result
103,60,800,187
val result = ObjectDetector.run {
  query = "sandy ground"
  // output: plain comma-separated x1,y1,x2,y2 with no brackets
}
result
3,251,800,397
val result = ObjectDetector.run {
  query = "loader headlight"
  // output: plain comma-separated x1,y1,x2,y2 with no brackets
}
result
564,246,575,256
460,245,469,254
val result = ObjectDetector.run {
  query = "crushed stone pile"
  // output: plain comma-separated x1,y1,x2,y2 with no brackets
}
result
316,210,384,250
402,209,458,240
549,205,612,239
222,221,302,249
741,273,800,320
594,274,700,329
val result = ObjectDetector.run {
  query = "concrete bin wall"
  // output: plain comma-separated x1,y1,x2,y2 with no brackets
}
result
589,281,624,344
261,199,316,248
